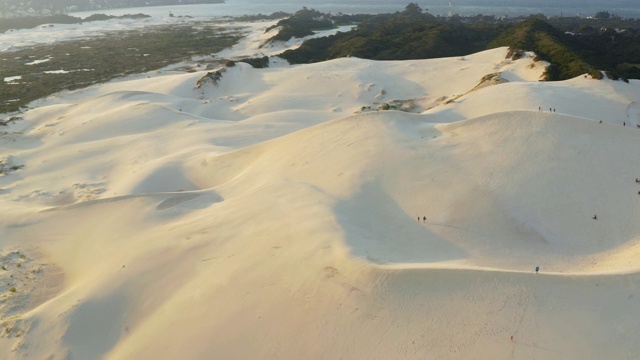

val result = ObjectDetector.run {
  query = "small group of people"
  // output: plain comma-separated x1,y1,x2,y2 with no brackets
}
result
418,215,427,223
537,107,556,112
637,178,640,195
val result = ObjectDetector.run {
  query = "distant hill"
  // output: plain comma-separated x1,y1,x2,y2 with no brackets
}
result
275,6,640,81
0,0,223,18
278,5,503,63
488,18,600,80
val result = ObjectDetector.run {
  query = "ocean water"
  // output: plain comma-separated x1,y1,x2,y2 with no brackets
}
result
70,0,640,19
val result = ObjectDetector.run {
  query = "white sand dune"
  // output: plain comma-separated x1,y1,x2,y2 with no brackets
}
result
1,20,640,359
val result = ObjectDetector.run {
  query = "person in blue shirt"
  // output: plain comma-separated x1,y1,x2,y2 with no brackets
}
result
535,266,540,274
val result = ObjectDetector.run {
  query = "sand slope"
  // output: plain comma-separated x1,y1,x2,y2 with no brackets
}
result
1,29,640,359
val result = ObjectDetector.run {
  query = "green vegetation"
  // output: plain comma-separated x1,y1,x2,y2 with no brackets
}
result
277,6,502,63
0,22,241,113
239,56,270,68
275,5,640,81
0,116,21,126
489,18,596,80
0,158,23,175
491,17,640,80
265,7,338,42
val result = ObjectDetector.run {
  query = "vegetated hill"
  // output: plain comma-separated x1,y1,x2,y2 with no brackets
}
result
265,7,335,42
491,18,640,80
275,6,640,81
489,18,599,80
567,26,640,80
278,5,505,63
263,7,373,43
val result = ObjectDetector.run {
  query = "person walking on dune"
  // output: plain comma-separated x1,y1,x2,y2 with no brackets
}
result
535,266,540,274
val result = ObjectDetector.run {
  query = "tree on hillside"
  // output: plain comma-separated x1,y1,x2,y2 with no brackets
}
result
404,3,423,15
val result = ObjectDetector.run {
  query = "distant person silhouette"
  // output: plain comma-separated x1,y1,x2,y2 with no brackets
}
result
535,266,540,274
